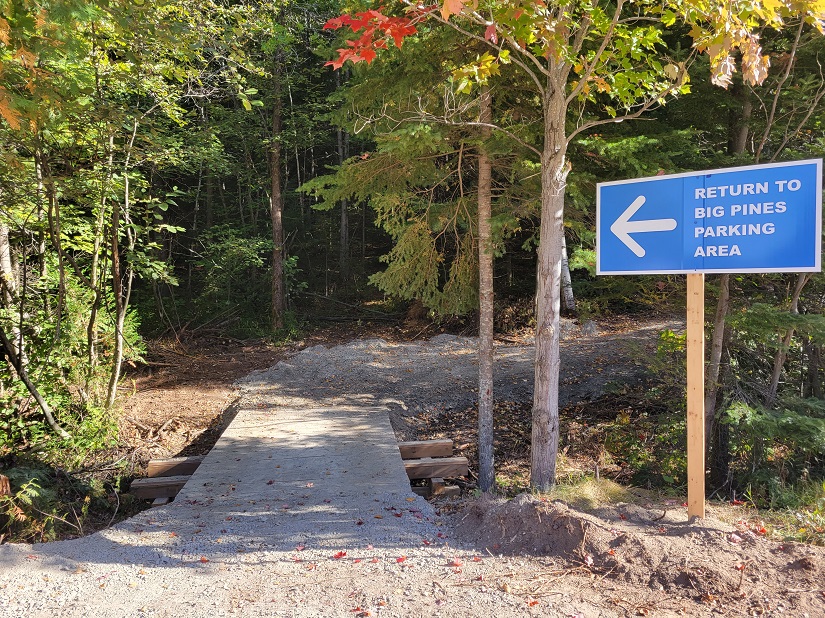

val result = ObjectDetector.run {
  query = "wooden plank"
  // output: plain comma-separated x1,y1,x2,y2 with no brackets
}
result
146,456,204,478
686,273,706,520
411,486,431,497
130,475,191,499
430,477,446,494
150,497,171,507
404,457,468,480
436,485,461,498
398,439,452,460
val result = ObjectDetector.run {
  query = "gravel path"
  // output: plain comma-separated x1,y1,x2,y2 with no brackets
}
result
0,323,672,618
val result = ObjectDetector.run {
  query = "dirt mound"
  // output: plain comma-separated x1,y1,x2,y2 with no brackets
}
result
452,493,825,614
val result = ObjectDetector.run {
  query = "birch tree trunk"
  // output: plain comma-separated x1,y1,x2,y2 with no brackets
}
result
477,85,495,493
560,235,576,313
531,72,569,491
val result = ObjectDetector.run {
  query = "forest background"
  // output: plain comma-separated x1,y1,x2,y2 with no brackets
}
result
0,0,824,542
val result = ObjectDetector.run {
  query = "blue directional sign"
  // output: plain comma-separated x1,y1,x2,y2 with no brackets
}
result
597,159,822,274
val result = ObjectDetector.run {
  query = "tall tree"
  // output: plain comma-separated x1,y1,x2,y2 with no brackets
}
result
477,84,495,492
325,0,825,490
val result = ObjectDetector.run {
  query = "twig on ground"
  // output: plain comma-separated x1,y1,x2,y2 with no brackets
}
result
125,416,152,433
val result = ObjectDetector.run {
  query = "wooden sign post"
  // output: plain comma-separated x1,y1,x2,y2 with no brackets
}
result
597,160,822,522
686,273,705,520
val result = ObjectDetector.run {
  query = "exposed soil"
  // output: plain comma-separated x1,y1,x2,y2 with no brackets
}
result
12,315,820,617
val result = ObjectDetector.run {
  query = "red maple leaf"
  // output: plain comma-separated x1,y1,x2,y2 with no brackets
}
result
484,24,498,44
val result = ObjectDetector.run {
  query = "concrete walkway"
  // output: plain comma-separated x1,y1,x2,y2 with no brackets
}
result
170,402,437,548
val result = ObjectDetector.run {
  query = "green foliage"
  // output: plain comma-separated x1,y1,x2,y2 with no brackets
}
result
731,302,825,349
194,225,272,307
722,401,825,507
0,463,140,543
604,408,688,486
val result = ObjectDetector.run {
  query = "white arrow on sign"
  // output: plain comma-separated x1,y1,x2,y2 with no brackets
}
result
610,195,678,257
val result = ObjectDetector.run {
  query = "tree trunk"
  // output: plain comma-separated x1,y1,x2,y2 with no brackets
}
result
106,123,139,410
0,320,70,440
0,222,16,309
560,235,576,313
729,83,752,156
0,221,27,369
477,85,495,493
336,72,350,286
89,133,115,375
704,273,729,453
765,273,810,406
105,188,125,410
804,342,823,399
531,74,569,492
271,63,285,330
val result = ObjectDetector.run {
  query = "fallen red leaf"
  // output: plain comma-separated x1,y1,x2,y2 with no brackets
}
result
199,556,209,563
448,558,462,567
396,556,407,563
266,480,274,485
472,556,482,562
354,558,362,563
333,551,347,559
370,558,380,563
295,544,305,551
422,539,431,545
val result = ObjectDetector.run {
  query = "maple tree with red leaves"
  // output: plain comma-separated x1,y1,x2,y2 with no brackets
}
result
323,9,419,69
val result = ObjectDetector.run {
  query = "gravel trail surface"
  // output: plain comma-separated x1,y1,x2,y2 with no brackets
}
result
0,325,668,618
